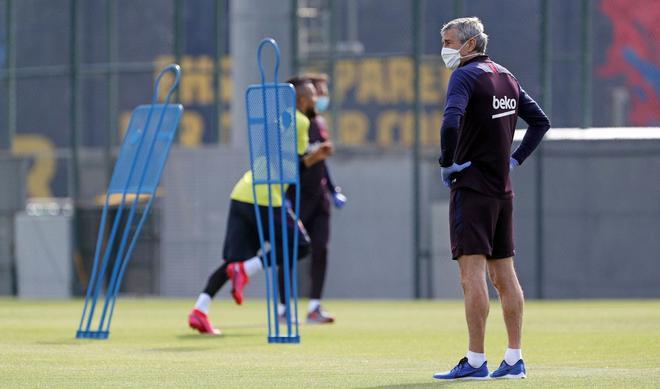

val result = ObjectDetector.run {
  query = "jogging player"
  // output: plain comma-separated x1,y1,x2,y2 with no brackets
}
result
188,80,334,335
432,17,550,380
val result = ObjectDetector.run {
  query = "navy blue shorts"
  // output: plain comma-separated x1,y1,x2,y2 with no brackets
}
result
449,188,515,260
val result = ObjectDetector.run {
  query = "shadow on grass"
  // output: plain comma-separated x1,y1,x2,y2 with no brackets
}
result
219,322,265,330
145,346,217,353
365,381,492,388
35,339,85,346
150,329,264,351
176,332,261,340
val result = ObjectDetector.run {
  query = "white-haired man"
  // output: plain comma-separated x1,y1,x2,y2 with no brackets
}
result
433,17,550,380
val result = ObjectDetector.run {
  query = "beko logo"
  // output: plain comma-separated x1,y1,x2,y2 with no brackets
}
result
492,96,517,110
491,96,517,119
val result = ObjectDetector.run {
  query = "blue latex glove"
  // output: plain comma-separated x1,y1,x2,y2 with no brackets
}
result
440,161,472,187
331,189,347,209
509,157,520,171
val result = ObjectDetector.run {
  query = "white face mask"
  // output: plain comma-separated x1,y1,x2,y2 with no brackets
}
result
441,34,480,70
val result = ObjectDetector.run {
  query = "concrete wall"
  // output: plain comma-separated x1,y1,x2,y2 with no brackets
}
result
15,213,72,298
510,137,660,298
0,157,28,295
159,147,420,299
159,133,660,299
159,147,248,298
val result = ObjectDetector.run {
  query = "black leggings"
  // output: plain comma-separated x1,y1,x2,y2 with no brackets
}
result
300,193,330,300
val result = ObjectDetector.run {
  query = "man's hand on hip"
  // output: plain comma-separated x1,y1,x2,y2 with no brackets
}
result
441,161,472,187
509,157,520,171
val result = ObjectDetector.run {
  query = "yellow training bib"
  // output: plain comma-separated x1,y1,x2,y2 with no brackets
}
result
230,110,310,206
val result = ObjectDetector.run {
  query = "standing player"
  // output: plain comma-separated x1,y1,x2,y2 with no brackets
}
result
188,80,333,335
284,74,346,324
432,17,550,379
304,73,346,213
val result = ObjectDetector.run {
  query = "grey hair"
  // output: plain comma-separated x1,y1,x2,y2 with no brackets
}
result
441,17,488,53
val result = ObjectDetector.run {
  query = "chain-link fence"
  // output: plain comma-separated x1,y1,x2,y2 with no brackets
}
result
0,0,230,201
291,0,658,297
2,0,655,198
1,0,658,297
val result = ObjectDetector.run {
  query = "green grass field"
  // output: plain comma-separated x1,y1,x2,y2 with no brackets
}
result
1,298,659,388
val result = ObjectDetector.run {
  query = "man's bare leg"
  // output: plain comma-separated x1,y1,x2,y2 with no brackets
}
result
458,254,489,354
487,257,523,350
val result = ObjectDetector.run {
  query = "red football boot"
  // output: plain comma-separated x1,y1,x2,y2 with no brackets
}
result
188,309,221,335
227,262,249,305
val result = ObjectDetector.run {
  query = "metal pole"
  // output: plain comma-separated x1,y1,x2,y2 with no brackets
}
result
290,0,299,75
453,0,465,17
329,0,339,143
213,0,225,143
69,0,82,204
105,0,118,181
5,0,17,295
230,0,293,151
540,1,552,119
70,0,83,296
536,0,552,300
5,0,16,151
412,0,423,299
173,0,184,105
580,0,593,128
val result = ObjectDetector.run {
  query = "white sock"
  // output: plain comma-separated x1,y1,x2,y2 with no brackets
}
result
194,293,211,314
504,348,522,365
243,256,263,277
278,303,286,316
308,299,320,313
466,351,486,368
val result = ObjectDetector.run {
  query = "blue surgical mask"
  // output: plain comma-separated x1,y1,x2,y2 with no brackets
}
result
315,96,330,113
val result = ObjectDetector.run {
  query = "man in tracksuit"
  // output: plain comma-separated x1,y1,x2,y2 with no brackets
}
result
432,17,550,380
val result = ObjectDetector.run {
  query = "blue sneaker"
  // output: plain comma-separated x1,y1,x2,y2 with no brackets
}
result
490,359,526,379
433,357,489,380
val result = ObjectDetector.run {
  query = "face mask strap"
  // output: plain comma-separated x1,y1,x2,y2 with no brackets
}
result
458,34,482,58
